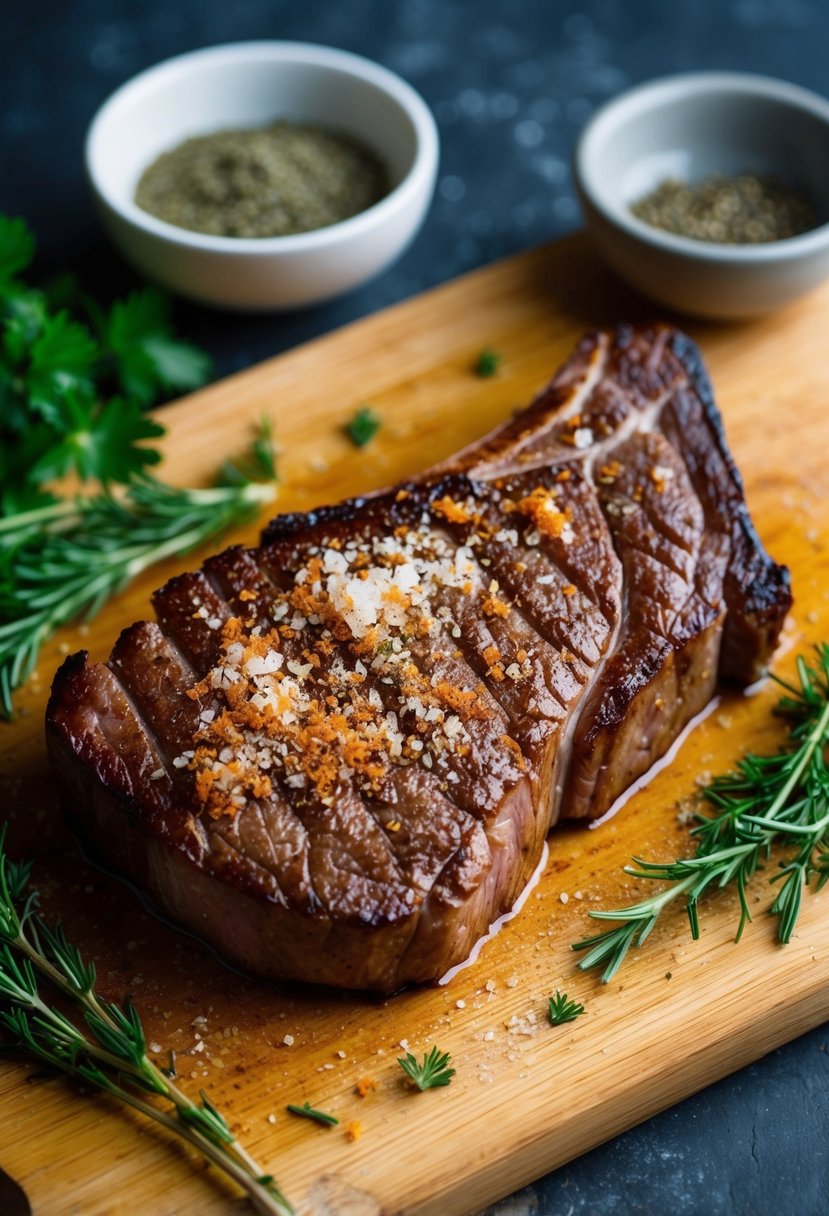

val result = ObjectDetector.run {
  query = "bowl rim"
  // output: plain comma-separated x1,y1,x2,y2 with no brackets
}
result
575,70,829,263
85,40,440,255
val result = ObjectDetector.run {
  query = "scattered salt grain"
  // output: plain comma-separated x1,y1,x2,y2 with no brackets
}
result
282,1034,295,1047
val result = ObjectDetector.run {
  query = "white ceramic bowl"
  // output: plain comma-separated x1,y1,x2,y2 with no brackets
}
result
574,72,829,319
86,42,439,311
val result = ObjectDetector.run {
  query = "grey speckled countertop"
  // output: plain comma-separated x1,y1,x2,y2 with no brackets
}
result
2,1,828,1213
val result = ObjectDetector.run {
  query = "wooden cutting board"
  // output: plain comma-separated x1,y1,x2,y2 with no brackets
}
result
1,232,828,1216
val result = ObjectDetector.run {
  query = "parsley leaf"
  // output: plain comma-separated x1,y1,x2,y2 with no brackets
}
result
345,405,381,448
0,216,35,283
106,287,212,404
26,311,98,415
26,392,164,485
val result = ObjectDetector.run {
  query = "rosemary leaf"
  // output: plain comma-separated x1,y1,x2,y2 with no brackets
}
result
572,645,829,982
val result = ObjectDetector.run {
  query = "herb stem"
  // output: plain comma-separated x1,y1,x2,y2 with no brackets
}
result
0,835,292,1213
572,646,829,981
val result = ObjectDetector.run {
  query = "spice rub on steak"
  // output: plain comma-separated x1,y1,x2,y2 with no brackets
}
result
46,326,791,992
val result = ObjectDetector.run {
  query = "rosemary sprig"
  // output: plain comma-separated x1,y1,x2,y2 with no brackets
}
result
0,828,292,1214
0,428,277,718
397,1045,455,1091
573,645,829,982
548,991,585,1026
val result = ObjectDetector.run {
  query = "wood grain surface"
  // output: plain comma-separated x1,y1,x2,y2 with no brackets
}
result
1,232,828,1216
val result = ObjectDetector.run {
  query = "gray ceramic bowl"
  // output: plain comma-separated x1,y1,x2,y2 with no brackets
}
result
574,72,829,319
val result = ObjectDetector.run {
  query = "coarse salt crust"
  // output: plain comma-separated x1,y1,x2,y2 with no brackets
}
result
173,488,579,820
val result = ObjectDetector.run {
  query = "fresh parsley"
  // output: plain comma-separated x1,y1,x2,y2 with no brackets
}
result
286,1102,339,1127
345,405,381,448
0,212,281,719
0,213,212,504
548,991,585,1026
572,646,829,982
397,1045,455,1091
474,346,502,378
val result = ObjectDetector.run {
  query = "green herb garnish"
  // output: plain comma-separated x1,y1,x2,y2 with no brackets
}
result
474,347,502,378
397,1045,455,1091
286,1102,339,1127
345,405,381,448
0,827,292,1214
0,429,277,719
572,646,829,982
0,216,211,505
0,212,280,719
547,991,585,1026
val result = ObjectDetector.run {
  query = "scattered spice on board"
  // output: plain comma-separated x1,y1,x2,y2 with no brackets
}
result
630,174,815,244
135,121,389,238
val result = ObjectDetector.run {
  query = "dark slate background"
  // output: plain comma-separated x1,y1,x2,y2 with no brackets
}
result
2,1,829,1213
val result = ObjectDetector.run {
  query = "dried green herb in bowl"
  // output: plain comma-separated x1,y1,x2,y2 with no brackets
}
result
631,173,816,244
135,120,389,239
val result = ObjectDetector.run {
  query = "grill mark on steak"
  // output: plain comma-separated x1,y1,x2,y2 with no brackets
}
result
46,325,791,991
177,542,496,923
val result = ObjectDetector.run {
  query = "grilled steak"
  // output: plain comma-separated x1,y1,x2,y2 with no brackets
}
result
46,326,791,992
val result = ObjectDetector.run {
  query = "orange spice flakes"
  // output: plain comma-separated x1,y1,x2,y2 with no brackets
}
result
354,1077,377,1098
345,1120,364,1142
555,468,572,482
558,414,594,449
432,680,490,720
482,594,510,619
178,617,395,818
649,464,675,495
501,734,527,771
238,588,258,602
562,584,577,597
505,486,575,545
432,494,474,525
597,460,623,485
483,644,502,668
175,518,513,819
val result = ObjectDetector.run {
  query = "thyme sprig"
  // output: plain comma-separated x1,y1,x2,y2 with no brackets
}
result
0,428,277,718
573,646,829,982
0,828,292,1214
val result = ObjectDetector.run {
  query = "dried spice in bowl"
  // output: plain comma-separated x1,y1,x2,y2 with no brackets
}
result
135,120,389,239
631,173,816,244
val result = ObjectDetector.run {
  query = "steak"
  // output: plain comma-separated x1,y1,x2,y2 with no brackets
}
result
46,326,791,992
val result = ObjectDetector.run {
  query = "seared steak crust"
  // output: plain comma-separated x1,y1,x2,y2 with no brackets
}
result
46,327,791,991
